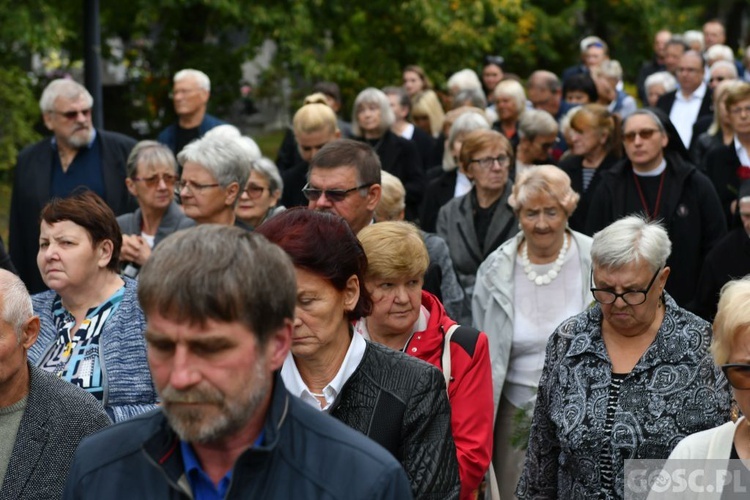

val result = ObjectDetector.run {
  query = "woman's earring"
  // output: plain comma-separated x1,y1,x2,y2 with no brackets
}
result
731,399,741,422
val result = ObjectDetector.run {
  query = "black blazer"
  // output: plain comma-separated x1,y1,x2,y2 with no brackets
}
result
410,126,437,171
656,88,713,151
701,143,742,228
9,130,137,293
420,169,458,233
281,160,310,208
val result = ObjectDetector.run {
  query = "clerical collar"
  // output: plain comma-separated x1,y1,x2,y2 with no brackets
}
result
633,158,666,177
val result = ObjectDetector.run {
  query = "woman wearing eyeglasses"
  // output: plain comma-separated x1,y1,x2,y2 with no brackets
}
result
517,215,731,500
650,277,750,497
117,141,194,278
472,165,592,500
585,108,726,307
236,157,285,229
437,129,518,325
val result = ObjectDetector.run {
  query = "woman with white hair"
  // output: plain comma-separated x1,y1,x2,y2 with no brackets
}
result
644,71,678,107
353,87,424,220
236,157,285,228
473,165,593,500
517,215,731,499
491,80,527,149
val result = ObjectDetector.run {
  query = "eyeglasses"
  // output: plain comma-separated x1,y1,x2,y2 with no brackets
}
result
483,55,505,67
178,180,221,194
730,106,750,117
469,155,511,169
722,364,750,390
623,128,660,143
590,267,661,306
132,173,178,188
243,183,267,199
53,108,91,120
302,182,373,202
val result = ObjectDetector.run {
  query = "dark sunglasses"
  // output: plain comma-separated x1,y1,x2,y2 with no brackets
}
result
54,108,92,120
623,128,660,143
302,183,373,203
722,364,750,390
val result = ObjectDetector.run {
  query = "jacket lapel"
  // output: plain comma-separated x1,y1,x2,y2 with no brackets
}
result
455,194,483,265
482,182,516,259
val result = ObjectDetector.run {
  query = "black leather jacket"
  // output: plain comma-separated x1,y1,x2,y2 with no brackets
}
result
331,342,461,500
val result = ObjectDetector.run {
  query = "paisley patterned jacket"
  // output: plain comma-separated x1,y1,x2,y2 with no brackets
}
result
516,293,731,500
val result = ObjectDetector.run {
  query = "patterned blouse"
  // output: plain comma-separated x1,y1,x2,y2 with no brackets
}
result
38,287,125,401
516,293,731,500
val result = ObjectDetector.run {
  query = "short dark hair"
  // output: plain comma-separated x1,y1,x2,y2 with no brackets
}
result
40,190,122,273
563,73,599,103
308,138,382,186
313,81,342,106
382,86,410,110
138,225,296,344
256,208,372,321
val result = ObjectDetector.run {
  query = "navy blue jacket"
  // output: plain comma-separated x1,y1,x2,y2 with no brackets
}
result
63,374,413,500
156,113,224,154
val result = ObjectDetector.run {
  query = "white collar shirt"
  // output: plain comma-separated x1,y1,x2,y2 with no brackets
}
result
280,330,367,412
669,81,707,149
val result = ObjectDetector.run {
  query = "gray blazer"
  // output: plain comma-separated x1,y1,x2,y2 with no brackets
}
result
0,364,111,500
436,183,518,325
116,201,195,245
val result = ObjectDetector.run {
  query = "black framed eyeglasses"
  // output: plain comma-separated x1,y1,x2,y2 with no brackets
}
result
722,364,750,390
469,155,510,169
590,267,661,306
302,183,373,203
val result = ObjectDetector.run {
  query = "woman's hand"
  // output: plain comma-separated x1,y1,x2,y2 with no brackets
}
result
121,235,152,266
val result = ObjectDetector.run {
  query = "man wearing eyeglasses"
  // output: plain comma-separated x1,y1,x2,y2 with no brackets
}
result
656,51,713,151
9,78,137,294
305,139,382,234
586,108,726,307
156,69,224,156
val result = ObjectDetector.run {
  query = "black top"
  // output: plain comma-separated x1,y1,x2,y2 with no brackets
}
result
174,126,200,157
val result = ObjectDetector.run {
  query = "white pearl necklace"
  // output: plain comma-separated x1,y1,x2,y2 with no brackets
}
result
522,234,569,286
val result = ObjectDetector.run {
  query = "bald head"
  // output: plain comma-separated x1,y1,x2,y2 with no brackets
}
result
703,20,726,49
527,70,562,116
677,51,705,95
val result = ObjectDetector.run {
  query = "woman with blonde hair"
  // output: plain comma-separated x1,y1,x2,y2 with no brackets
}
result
473,165,592,499
558,104,623,232
357,221,493,500
412,89,446,139
693,79,744,166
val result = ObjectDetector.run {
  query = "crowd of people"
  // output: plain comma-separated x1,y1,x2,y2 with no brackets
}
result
3,17,750,500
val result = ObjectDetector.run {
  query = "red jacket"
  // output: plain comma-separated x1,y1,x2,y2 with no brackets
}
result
405,291,494,500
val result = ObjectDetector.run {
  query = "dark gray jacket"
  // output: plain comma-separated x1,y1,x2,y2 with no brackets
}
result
0,364,110,500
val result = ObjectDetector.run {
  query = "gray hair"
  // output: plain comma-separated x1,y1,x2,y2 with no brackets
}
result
352,87,394,137
0,269,33,341
518,109,558,140
683,30,705,52
598,59,623,81
591,215,672,273
138,225,296,344
710,59,738,78
622,109,666,134
126,140,178,178
250,157,283,195
453,88,487,109
447,69,483,94
706,44,735,64
39,79,93,114
644,71,678,94
174,69,211,91
445,111,491,170
494,80,527,115
177,135,252,207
